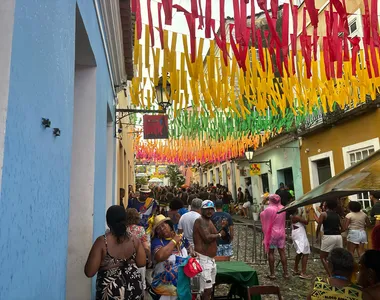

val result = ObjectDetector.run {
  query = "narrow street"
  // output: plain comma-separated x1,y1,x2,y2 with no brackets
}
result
1,0,380,299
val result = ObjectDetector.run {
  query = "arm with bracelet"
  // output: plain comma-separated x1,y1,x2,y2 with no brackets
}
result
154,234,183,263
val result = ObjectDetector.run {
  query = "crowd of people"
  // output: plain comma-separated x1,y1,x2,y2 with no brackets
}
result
84,183,236,300
84,182,380,300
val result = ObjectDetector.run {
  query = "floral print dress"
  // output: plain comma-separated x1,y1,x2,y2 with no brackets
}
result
96,234,143,300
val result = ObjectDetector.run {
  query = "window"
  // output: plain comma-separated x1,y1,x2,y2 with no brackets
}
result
316,158,332,185
347,146,376,208
349,20,358,35
348,147,375,165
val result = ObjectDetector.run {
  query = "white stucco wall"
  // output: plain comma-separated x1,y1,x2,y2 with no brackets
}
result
0,0,16,192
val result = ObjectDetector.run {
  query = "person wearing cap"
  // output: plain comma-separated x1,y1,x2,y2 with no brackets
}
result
178,198,203,246
150,215,191,299
211,200,234,260
193,200,224,300
128,184,158,230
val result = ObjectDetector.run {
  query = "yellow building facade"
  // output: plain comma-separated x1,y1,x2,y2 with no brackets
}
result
115,86,136,207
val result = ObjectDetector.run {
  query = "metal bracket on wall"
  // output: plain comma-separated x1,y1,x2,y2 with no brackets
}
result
115,107,166,138
248,160,272,173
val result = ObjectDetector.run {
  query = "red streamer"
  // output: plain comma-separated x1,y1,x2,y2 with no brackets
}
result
305,0,318,27
212,21,228,66
233,0,242,44
270,0,278,19
147,0,154,47
198,0,204,29
185,13,197,63
135,0,142,39
239,27,250,71
363,0,371,46
323,37,331,80
300,8,311,78
173,4,190,14
230,24,243,69
158,3,164,49
281,3,289,75
250,0,256,46
256,29,265,71
370,39,379,77
371,0,379,48
220,0,226,42
257,0,266,11
162,0,173,25
240,0,248,46
348,37,360,76
290,3,298,74
191,0,198,18
205,0,212,38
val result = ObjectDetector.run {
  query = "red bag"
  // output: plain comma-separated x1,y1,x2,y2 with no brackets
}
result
184,257,203,278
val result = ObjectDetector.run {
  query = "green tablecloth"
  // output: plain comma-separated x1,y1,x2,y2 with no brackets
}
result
216,261,259,287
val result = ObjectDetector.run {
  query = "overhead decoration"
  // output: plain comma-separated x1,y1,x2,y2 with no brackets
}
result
135,127,282,164
130,0,380,164
130,0,380,119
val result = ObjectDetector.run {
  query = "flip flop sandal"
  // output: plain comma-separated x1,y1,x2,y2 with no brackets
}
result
299,274,313,280
291,270,301,276
266,275,277,280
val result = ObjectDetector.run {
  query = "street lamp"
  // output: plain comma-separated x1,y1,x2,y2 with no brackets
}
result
245,147,254,161
116,76,172,115
156,76,172,110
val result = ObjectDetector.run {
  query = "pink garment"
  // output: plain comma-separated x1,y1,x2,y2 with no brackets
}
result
260,203,286,252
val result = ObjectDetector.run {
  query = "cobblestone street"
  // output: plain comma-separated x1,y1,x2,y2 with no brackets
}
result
214,219,325,299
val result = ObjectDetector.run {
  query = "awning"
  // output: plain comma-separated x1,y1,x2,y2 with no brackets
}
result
279,150,380,213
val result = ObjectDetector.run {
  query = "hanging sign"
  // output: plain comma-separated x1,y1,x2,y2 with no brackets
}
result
249,164,261,176
143,115,169,139
227,167,231,179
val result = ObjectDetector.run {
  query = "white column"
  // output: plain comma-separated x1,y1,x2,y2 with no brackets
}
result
0,0,16,192
66,65,97,300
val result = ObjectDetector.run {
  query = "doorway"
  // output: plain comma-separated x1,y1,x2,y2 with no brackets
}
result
277,167,294,189
260,173,270,193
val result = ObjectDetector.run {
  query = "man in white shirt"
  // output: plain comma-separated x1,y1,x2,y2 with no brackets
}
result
178,198,203,246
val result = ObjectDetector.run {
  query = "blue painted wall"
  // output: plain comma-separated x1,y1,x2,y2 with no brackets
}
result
0,0,115,298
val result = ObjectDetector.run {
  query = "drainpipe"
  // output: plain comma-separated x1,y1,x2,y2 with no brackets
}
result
93,0,117,99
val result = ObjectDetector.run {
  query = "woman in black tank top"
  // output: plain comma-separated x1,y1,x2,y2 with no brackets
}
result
316,200,343,276
323,211,341,235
